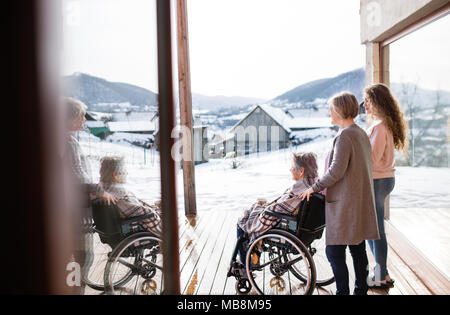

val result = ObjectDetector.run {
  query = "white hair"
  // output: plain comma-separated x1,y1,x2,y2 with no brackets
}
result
65,97,87,121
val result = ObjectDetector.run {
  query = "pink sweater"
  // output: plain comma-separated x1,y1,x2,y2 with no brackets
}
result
366,120,395,179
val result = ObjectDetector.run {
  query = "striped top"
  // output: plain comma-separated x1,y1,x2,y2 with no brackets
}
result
102,183,162,236
237,178,313,242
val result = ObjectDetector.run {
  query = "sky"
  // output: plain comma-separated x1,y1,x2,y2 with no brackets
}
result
185,0,365,99
62,0,159,94
62,0,449,100
62,0,364,100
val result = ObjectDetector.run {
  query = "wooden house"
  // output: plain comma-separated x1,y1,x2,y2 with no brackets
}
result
230,104,292,155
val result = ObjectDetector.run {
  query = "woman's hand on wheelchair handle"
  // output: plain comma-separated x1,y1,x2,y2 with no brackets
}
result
300,188,314,202
102,191,117,205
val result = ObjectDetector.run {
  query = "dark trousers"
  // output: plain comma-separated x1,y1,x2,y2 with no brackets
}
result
326,241,369,295
236,226,247,263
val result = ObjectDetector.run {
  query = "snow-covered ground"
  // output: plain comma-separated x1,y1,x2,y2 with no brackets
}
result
392,167,450,208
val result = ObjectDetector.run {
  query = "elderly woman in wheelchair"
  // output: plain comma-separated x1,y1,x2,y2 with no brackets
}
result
83,156,163,295
228,152,334,295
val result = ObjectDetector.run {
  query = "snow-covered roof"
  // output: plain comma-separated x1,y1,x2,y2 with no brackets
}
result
85,121,106,128
288,117,331,129
258,104,292,133
112,111,157,122
107,121,155,132
107,132,154,142
230,104,332,133
231,104,292,133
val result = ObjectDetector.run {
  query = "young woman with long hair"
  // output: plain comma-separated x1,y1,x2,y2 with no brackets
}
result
363,83,409,288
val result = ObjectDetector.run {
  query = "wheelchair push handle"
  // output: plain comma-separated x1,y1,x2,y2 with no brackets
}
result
263,193,324,220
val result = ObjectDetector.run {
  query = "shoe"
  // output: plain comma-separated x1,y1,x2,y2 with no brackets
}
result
386,278,395,285
231,263,248,279
368,279,394,289
371,276,395,285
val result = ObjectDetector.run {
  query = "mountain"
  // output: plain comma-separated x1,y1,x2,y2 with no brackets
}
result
63,72,266,112
273,68,366,103
62,73,158,110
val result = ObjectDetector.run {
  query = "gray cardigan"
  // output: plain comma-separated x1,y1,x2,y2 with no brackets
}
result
312,124,379,245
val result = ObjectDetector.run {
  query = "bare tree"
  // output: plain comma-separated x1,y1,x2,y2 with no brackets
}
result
400,82,449,167
400,82,418,166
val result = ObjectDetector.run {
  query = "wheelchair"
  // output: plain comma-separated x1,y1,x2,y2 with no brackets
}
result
82,199,163,295
227,193,335,295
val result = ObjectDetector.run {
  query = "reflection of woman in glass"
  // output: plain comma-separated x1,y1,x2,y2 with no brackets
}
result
65,97,115,204
363,83,408,288
98,156,162,236
65,97,116,293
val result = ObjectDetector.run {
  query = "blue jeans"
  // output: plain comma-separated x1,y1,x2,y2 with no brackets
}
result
326,242,369,295
367,177,395,281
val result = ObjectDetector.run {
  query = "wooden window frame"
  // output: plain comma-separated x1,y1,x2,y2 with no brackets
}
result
378,2,450,85
370,3,450,220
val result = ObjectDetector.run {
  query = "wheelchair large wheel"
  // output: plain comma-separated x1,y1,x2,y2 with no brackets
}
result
104,232,163,295
82,233,135,292
245,229,316,295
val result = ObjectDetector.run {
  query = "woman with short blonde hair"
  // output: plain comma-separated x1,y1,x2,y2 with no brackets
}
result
301,91,379,295
66,97,87,120
329,91,360,120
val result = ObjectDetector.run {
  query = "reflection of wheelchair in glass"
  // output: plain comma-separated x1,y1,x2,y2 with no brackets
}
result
227,193,335,295
82,199,163,295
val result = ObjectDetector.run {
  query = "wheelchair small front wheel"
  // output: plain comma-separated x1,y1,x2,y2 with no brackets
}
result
236,279,252,295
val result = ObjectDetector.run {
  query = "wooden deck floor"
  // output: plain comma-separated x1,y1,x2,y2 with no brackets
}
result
390,208,450,280
85,210,448,295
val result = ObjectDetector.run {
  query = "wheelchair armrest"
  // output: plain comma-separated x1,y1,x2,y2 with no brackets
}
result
121,212,155,226
264,210,296,222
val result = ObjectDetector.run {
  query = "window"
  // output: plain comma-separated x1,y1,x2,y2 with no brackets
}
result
388,14,450,278
62,0,163,294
